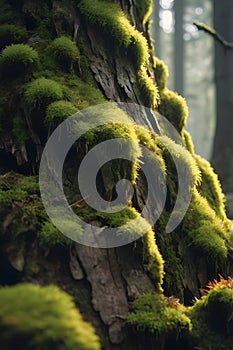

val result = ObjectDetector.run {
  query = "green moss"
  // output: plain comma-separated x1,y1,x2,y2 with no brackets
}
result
78,0,159,107
158,88,188,132
136,0,153,24
0,0,15,24
127,293,191,340
194,154,226,219
182,189,229,262
48,36,80,72
142,229,164,290
45,100,77,130
0,44,39,78
153,57,169,91
12,116,29,144
0,24,27,50
181,129,195,154
0,283,101,350
190,283,233,349
38,220,73,247
23,78,64,113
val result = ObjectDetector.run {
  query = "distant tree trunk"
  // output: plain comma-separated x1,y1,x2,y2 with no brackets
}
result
152,0,161,57
174,0,184,94
211,0,233,194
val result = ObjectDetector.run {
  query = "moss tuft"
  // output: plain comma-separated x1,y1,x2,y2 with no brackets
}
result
48,36,80,72
45,100,77,131
23,78,64,112
182,129,195,154
38,220,73,247
194,154,226,219
153,57,169,91
158,88,188,132
0,283,101,350
136,0,153,24
0,44,39,78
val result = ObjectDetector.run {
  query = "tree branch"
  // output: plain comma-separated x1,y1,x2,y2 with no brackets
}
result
193,21,233,50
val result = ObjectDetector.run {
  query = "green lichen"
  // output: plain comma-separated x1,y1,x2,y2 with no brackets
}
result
48,36,80,72
0,24,27,50
194,154,226,219
0,44,39,79
0,283,101,350
158,88,188,133
153,57,169,91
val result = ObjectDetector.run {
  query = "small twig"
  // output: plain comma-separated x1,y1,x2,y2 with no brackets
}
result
193,21,233,50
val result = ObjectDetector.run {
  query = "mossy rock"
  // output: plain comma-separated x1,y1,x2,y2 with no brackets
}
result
0,44,39,79
0,283,101,350
45,100,77,131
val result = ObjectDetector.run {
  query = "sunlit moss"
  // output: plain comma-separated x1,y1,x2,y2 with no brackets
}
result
127,293,191,341
182,129,195,154
78,0,159,107
153,57,169,91
194,154,226,219
45,100,77,131
182,189,229,262
136,0,153,24
0,283,101,350
0,44,39,78
158,88,188,132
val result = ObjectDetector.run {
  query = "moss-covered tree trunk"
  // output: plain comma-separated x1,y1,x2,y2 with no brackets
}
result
1,1,233,349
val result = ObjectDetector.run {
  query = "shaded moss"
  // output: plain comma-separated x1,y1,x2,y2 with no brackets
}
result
0,44,39,79
158,88,188,133
38,220,73,247
12,116,29,145
194,154,226,219
45,100,77,131
48,36,80,72
153,57,169,91
23,78,64,113
136,0,153,24
0,24,27,50
0,283,101,350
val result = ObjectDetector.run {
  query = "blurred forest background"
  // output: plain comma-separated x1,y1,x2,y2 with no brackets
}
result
151,0,233,215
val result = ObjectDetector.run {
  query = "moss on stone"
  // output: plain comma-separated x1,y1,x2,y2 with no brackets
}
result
0,283,101,350
45,100,77,131
158,88,188,133
38,220,73,247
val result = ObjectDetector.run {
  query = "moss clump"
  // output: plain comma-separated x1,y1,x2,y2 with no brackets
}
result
158,89,188,133
127,293,191,343
0,283,101,350
153,57,169,91
0,24,27,50
38,220,72,247
190,279,233,349
142,229,164,290
45,100,77,130
0,44,39,78
182,189,229,262
23,78,64,112
78,0,159,107
182,129,195,154
194,154,226,219
12,116,29,145
48,36,80,72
